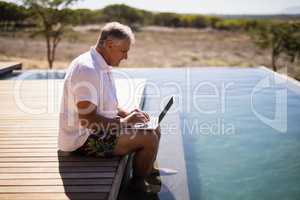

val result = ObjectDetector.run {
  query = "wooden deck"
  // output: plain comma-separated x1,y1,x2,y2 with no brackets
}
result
0,62,22,76
0,79,146,200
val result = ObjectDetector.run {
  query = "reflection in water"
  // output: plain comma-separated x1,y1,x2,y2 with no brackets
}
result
119,182,176,200
4,70,66,80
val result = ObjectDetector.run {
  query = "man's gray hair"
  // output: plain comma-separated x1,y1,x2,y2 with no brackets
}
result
97,22,135,47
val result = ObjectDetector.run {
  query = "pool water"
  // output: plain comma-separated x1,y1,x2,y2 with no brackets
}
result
10,67,300,199
116,68,300,200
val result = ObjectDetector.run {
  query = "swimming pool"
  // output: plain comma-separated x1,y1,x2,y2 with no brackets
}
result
116,67,300,200
7,67,300,199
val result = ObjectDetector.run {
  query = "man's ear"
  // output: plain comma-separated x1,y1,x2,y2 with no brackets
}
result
104,39,114,49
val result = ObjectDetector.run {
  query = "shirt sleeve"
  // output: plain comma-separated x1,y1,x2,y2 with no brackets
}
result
70,65,99,106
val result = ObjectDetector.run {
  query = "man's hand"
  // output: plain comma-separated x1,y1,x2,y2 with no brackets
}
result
130,108,150,121
117,107,150,120
121,110,150,127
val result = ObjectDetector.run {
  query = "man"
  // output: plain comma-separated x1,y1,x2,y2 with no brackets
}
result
58,22,161,192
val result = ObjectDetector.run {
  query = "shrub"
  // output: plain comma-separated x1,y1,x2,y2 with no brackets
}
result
102,4,145,26
215,19,247,31
251,21,300,71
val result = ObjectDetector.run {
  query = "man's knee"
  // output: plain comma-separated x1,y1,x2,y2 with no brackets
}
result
155,126,161,140
113,134,141,156
114,131,157,156
143,131,158,150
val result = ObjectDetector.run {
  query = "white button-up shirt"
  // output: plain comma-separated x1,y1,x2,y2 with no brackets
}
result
58,47,118,152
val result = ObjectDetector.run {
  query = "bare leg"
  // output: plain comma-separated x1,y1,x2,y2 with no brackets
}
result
113,129,159,177
152,126,161,171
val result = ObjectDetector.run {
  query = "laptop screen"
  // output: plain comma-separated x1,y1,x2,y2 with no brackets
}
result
158,96,174,123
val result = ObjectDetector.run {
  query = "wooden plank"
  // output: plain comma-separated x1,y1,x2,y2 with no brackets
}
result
0,148,58,153
108,156,128,200
0,193,107,200
0,152,65,157
0,178,113,186
0,144,59,149
0,140,57,144
0,162,119,167
0,166,116,173
0,135,57,138
0,157,120,163
0,137,57,140
0,185,111,193
0,152,86,157
0,172,115,179
0,129,58,132
0,128,58,131
0,130,58,133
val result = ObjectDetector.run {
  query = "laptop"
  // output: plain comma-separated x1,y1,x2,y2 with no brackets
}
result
129,96,174,130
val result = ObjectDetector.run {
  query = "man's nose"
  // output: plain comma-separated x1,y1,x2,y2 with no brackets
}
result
124,52,128,60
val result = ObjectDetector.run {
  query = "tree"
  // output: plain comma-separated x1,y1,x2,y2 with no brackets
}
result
251,22,291,71
251,22,300,72
282,22,300,64
0,2,29,31
102,4,145,26
153,12,181,27
21,0,78,69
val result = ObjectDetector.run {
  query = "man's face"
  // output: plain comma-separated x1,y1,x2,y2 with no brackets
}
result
106,38,130,66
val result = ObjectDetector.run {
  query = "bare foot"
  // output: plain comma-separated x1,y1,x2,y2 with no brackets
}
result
151,167,178,176
128,177,161,194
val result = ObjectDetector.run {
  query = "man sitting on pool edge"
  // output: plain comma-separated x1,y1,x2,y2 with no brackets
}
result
58,22,163,193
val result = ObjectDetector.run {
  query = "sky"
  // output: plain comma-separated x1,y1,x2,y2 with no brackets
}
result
5,0,300,14
70,0,300,14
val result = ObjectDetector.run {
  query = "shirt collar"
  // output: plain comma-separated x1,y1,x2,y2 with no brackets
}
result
90,46,113,72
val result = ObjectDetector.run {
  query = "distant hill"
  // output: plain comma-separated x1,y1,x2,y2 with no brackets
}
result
215,6,300,20
281,6,300,15
215,14,300,21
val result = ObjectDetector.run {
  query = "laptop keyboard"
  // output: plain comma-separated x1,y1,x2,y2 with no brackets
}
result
135,117,157,128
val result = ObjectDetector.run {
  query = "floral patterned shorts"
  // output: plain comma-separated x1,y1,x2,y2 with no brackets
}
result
75,130,118,158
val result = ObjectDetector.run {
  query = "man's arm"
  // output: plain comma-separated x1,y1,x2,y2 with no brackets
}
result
78,101,120,132
117,106,130,118
77,101,148,131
